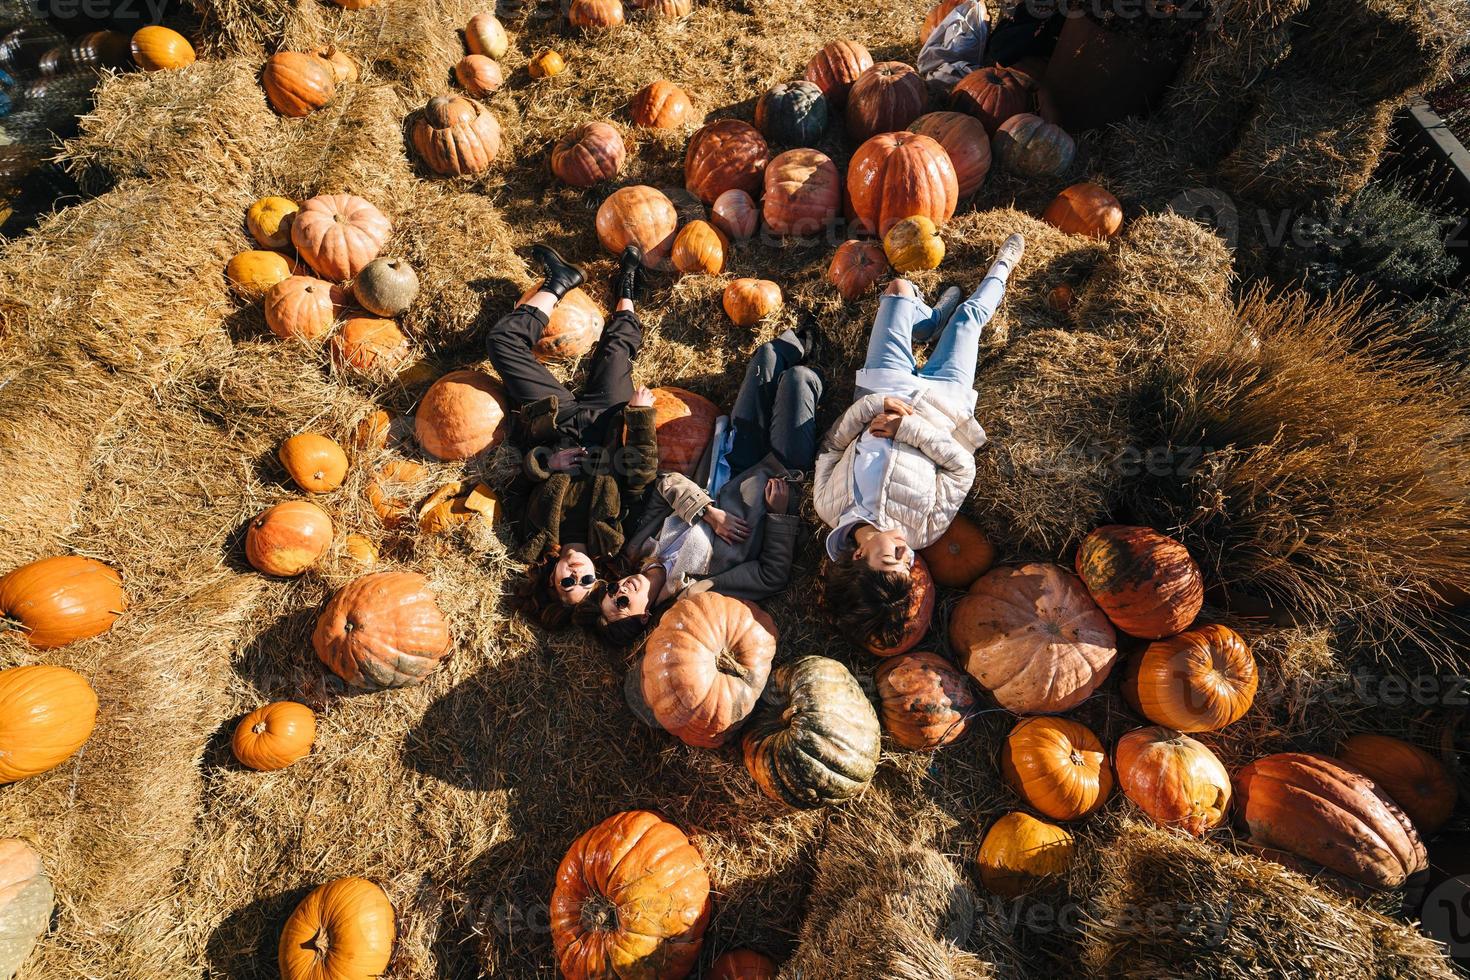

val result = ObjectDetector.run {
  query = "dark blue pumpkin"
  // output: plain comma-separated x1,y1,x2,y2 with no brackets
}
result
755,79,828,149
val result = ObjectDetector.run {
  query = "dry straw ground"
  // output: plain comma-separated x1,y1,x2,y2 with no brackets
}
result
0,0,1467,977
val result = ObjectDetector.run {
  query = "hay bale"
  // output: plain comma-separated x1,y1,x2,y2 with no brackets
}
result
1081,821,1457,979
1090,116,1216,212
1294,0,1466,103
192,0,333,56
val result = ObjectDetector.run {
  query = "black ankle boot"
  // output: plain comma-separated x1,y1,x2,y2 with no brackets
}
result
529,244,584,299
617,245,646,302
792,306,825,366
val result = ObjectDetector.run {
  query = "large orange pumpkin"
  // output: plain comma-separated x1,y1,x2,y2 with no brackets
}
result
709,948,777,979
671,220,729,276
907,111,992,199
951,65,1039,134
761,148,841,237
1075,524,1203,639
226,249,293,301
130,25,194,71
291,194,392,282
1121,624,1257,733
278,433,349,493
0,838,53,978
684,119,770,205
827,239,888,301
630,80,695,129
569,0,625,31
245,500,333,577
919,514,995,588
1234,752,1427,889
803,39,873,110
863,553,936,656
279,877,395,980
845,61,928,144
649,387,718,475
330,316,413,376
1001,715,1112,821
0,665,98,783
847,131,958,237
411,95,502,177
1337,734,1457,834
722,278,782,327
551,810,711,979
551,121,626,188
313,571,452,690
415,369,509,460
951,563,1117,715
595,184,679,268
875,651,975,749
1114,726,1230,836
711,189,759,241
976,810,1074,897
0,556,125,649
519,283,605,361
262,51,335,117
265,275,347,341
232,701,316,771
1043,182,1124,240
639,592,777,748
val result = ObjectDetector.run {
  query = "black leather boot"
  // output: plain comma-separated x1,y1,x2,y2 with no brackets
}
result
528,244,584,298
793,305,825,366
616,244,646,302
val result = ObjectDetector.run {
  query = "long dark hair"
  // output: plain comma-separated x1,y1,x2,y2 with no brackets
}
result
820,553,914,650
571,553,660,649
511,546,575,629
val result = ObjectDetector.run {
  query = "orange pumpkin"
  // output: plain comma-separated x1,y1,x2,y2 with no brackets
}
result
353,409,393,454
709,948,777,979
130,25,194,71
518,283,605,362
455,54,503,97
278,434,349,493
883,215,944,273
919,0,966,43
918,514,994,588
232,701,316,771
264,275,348,341
875,651,974,749
246,195,299,250
342,534,378,567
762,148,841,237
313,571,452,690
1121,624,1257,733
291,194,391,282
262,51,336,117
846,61,928,144
226,249,293,300
711,189,759,241
649,387,719,476
0,665,97,783
847,131,958,237
976,811,1073,897
0,556,125,649
1001,715,1113,821
952,65,1039,134
803,39,873,110
639,592,777,748
366,459,429,528
1075,524,1203,639
411,95,502,176
1047,283,1074,312
1338,734,1457,834
1043,182,1124,240
595,185,679,268
245,501,333,577
278,878,395,980
1114,726,1230,835
993,113,1075,178
311,44,357,84
529,49,566,79
569,0,625,31
630,79,695,129
465,13,509,59
551,121,626,188
331,316,413,376
684,119,770,205
951,563,1116,715
863,553,936,657
551,811,711,979
722,278,782,327
827,239,888,301
415,369,508,460
908,111,992,199
671,220,729,275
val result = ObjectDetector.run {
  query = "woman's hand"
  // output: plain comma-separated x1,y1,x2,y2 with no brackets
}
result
882,396,913,417
764,478,789,515
548,447,588,472
869,413,904,439
703,506,750,544
628,386,655,408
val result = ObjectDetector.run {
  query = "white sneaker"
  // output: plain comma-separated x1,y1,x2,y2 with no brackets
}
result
993,233,1025,272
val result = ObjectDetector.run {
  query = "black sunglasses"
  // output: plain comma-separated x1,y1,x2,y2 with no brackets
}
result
559,573,597,589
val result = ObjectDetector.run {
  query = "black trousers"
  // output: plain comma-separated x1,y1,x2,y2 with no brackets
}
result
485,305,643,445
725,328,824,476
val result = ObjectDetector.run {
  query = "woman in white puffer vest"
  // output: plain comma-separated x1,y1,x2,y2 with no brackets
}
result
815,233,1024,649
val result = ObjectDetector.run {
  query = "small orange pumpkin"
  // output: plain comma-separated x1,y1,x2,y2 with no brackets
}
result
465,13,509,59
976,811,1073,897
455,54,503,97
291,194,392,282
278,878,395,980
0,665,98,783
1043,182,1124,240
353,410,393,454
232,701,316,771
1047,283,1074,312
331,316,413,376
366,459,429,528
827,239,888,302
919,514,995,588
262,51,336,117
569,0,625,31
551,121,626,188
130,25,194,71
245,501,333,577
1001,715,1113,821
1338,733,1457,834
278,434,349,493
415,369,509,460
1075,524,1203,639
264,276,347,341
671,220,729,275
875,651,975,749
630,79,694,129
342,534,378,567
1121,624,1257,733
529,49,566,79
709,948,777,979
226,249,293,301
0,556,125,649
722,278,782,327
648,387,719,476
411,95,502,177
313,571,452,689
1114,726,1231,835
883,215,944,273
246,196,300,250
518,283,605,362
595,185,678,268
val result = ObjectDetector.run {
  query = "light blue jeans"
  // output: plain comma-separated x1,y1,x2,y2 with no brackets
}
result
863,274,1007,388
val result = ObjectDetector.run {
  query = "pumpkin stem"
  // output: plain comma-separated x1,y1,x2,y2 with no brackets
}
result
715,648,748,681
580,894,620,933
303,927,331,957
252,721,268,735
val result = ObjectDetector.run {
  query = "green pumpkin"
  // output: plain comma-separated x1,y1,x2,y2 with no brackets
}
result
755,80,829,149
742,655,880,808
0,840,52,979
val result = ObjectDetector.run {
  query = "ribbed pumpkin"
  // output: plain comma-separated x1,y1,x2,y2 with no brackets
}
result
951,65,1039,134
352,257,419,317
722,278,782,327
551,121,626,188
827,239,888,301
671,220,729,275
847,131,958,237
742,655,881,809
709,948,777,980
638,0,692,19
226,249,293,301
313,571,452,690
246,195,299,250
845,61,928,144
875,651,975,749
685,119,770,205
0,839,52,979
907,111,992,199
278,434,349,493
343,534,378,568
569,0,625,32
1075,525,1203,639
1121,624,1257,733
1001,715,1112,821
519,283,605,361
415,369,509,460
762,148,840,237
976,811,1073,897
919,514,994,588
279,878,395,980
1115,727,1230,836
919,0,966,43
595,184,679,268
630,80,694,129
454,54,503,97
1338,734,1457,834
883,215,944,273
411,95,502,176
1234,752,1427,889
292,194,391,282
755,79,828,148
993,113,1075,177
130,25,194,71
639,592,777,748
245,501,333,577
1043,182,1124,239
465,12,509,59
366,459,428,528
232,701,316,771
951,563,1116,715
711,189,759,241
262,51,336,117
528,49,566,79
0,666,97,783
265,276,346,341
649,387,719,476
802,39,873,110
863,553,936,656
0,556,125,649
312,44,358,84
551,811,711,980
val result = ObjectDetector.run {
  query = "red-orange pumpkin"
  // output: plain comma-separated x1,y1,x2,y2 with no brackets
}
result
671,220,729,275
551,121,626,188
1075,525,1203,639
245,501,333,577
261,51,336,117
1337,734,1457,834
330,317,412,376
1043,182,1124,239
722,278,783,327
291,193,392,282
709,948,777,979
649,387,719,475
711,189,759,241
569,0,624,31
264,276,348,341
847,131,958,237
1001,715,1113,821
685,119,770,205
827,239,888,301
1121,624,1257,733
454,54,503,97
761,148,841,237
519,283,605,361
595,184,679,268
312,571,452,690
918,513,995,588
411,95,503,177
875,651,975,749
908,111,992,199
415,369,509,460
630,79,695,129
0,556,125,649
860,555,937,657
845,61,928,144
803,39,873,110
1114,726,1231,836
951,65,1039,134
